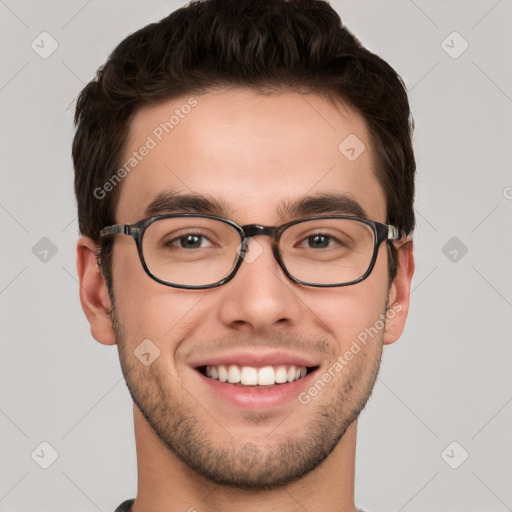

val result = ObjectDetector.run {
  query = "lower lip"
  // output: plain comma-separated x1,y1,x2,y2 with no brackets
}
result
194,368,319,410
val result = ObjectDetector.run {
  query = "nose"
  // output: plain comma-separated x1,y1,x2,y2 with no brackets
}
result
217,237,303,332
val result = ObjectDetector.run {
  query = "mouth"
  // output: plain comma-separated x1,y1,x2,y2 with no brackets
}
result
196,364,320,388
190,352,322,409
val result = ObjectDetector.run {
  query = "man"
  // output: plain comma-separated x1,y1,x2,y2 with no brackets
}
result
73,0,415,510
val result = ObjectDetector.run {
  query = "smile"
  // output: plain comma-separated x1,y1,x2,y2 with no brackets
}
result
194,363,321,410
199,364,315,387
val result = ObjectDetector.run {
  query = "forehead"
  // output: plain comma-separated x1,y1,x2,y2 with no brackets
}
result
116,88,386,224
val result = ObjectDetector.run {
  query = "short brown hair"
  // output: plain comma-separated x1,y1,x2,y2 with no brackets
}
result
73,0,415,289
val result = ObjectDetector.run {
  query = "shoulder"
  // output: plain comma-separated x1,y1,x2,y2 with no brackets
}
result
114,499,134,512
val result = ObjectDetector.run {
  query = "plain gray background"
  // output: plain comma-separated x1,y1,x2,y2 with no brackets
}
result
1,0,511,511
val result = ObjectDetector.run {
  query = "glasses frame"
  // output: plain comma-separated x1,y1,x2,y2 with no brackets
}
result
100,214,403,289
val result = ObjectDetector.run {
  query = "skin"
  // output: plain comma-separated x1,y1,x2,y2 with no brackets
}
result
77,88,414,512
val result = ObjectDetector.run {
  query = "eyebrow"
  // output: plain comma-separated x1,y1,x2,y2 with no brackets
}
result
143,191,368,222
144,191,234,218
277,192,368,220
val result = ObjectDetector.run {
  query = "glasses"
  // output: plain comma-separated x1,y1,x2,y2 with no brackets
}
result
100,214,403,289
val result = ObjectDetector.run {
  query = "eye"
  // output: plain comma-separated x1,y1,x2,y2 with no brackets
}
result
298,233,344,249
168,233,214,249
304,234,330,248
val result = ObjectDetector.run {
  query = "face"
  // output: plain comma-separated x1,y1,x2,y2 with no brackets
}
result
95,89,410,489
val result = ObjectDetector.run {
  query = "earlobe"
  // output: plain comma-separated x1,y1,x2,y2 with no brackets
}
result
383,240,415,345
76,237,116,346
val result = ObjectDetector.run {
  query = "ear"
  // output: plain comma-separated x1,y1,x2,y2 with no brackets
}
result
76,237,116,345
383,240,415,345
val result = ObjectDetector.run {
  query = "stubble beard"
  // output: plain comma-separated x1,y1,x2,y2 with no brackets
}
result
111,302,385,490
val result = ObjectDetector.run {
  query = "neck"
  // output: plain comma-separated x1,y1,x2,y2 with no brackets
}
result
131,405,358,512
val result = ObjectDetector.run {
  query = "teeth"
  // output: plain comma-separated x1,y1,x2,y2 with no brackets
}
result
241,366,258,385
203,364,310,386
227,364,241,383
275,366,288,383
257,366,274,386
218,365,228,382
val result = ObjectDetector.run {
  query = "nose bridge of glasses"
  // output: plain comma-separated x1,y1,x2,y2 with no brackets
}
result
241,224,278,239
237,224,285,276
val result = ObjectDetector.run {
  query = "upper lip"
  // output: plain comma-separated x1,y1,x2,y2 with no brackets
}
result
190,350,320,369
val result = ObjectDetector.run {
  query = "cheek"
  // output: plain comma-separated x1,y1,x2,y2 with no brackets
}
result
110,244,204,344
110,244,145,336
304,263,390,353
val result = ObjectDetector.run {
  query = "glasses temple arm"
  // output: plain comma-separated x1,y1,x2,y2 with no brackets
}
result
100,225,130,237
387,225,414,250
387,225,402,241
